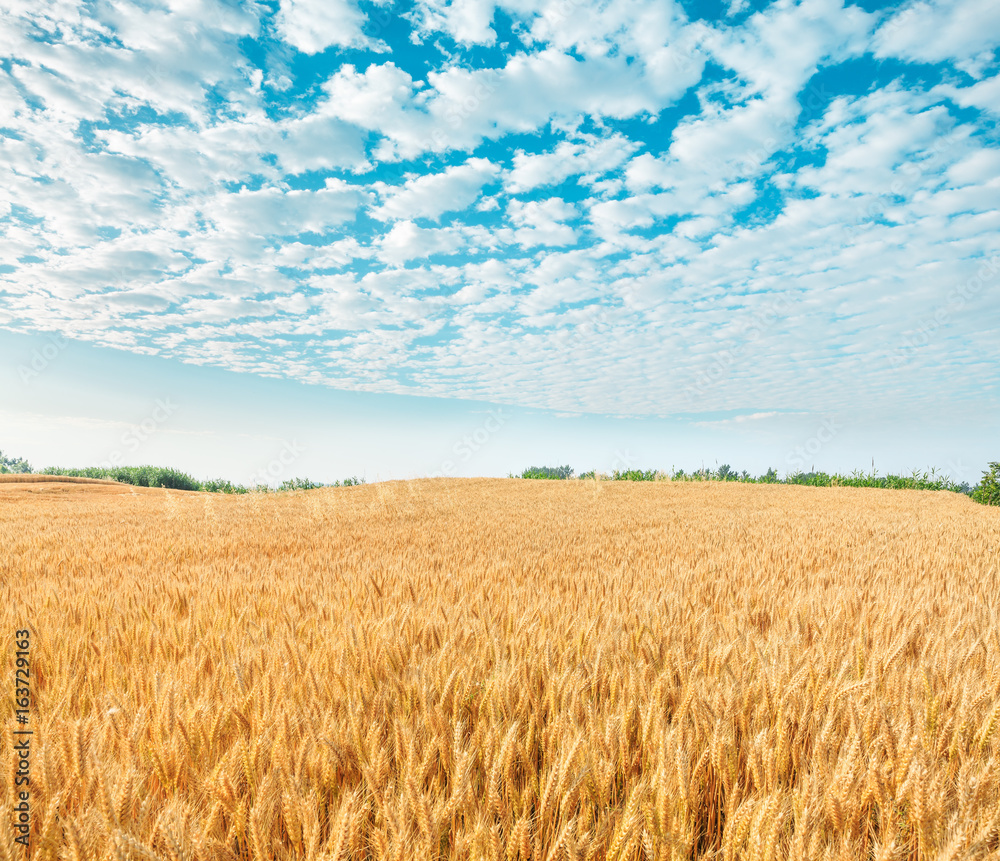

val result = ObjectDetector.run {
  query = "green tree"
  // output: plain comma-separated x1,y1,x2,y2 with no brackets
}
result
971,462,1000,506
0,450,32,474
521,465,574,479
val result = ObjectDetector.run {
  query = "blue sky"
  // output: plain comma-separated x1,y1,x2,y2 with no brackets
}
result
1,0,998,484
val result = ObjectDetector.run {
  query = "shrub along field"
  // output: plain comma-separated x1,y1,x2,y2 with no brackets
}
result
2,478,999,859
517,463,1000,507
0,450,366,492
33,466,366,493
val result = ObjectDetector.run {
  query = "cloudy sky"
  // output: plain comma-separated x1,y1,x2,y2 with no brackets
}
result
1,0,998,483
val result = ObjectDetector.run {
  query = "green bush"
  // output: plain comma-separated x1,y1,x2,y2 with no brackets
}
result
611,469,658,481
103,466,199,491
35,465,370,493
41,465,200,491
786,471,833,487
278,477,325,491
200,478,251,494
971,462,1000,506
521,465,574,480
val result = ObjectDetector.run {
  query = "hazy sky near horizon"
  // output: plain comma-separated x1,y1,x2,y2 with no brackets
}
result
1,0,998,482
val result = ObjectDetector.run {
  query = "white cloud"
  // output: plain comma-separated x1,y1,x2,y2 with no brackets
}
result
198,182,369,237
101,121,276,192
695,411,780,427
504,198,578,248
873,0,1000,67
500,0,696,79
941,76,1000,117
946,148,1000,186
701,0,873,100
274,0,375,53
319,44,703,159
409,0,498,45
427,46,699,133
505,133,640,192
376,221,466,265
321,62,418,131
0,0,260,128
271,238,372,270
273,114,368,175
793,88,959,199
372,158,500,221
668,94,799,177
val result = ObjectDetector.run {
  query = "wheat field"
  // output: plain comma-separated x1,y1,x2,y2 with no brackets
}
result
2,476,999,861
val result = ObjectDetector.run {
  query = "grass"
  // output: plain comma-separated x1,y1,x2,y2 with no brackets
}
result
2,477,999,859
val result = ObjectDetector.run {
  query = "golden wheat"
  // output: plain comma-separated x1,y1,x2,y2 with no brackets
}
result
2,476,999,859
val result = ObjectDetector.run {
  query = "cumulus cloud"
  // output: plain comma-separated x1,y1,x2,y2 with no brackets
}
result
505,134,640,192
274,0,375,53
321,62,421,138
409,0,499,45
376,221,467,265
941,76,1000,117
873,0,1000,67
371,158,500,221
505,198,578,248
319,44,703,159
702,0,874,100
200,182,369,237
